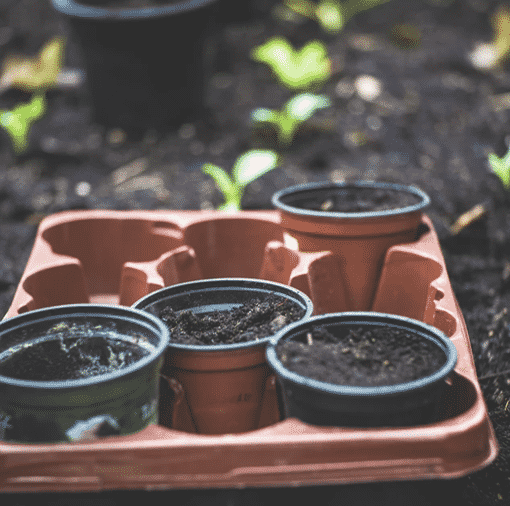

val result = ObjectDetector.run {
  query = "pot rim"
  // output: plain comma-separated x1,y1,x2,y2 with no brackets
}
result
266,312,457,397
132,277,314,352
51,0,218,20
272,181,430,220
0,304,170,389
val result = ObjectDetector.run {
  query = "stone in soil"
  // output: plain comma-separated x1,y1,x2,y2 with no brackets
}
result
276,325,446,387
157,293,305,346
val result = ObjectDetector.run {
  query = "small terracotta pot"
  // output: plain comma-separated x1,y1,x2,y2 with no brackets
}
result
51,0,219,136
272,181,430,312
0,304,169,443
132,278,313,434
266,312,457,427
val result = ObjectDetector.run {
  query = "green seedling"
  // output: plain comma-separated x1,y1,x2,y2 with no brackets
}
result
469,5,510,70
202,150,278,211
251,93,332,145
488,146,510,189
0,37,65,93
251,37,330,90
0,94,46,154
283,0,391,34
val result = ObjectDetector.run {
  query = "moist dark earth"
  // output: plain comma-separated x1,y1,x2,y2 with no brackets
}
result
157,294,305,345
3,0,510,505
283,185,424,212
276,325,447,386
0,334,149,380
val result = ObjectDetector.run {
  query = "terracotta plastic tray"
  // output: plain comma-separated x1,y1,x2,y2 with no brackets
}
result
0,210,498,493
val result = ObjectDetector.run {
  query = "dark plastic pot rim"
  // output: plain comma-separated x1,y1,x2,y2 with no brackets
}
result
266,312,457,397
272,181,431,220
51,0,218,20
132,278,314,352
0,304,170,390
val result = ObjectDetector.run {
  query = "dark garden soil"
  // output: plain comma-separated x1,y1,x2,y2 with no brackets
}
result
2,0,510,504
157,293,305,345
0,333,149,380
286,185,423,212
276,325,446,386
79,0,181,8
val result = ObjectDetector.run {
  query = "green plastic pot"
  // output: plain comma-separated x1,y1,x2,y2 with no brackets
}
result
0,304,169,443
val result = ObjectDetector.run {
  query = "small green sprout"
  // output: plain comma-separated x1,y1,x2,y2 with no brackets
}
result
488,146,510,189
469,5,510,70
0,37,65,93
202,150,278,211
283,0,391,34
251,37,331,90
251,93,332,145
0,94,47,154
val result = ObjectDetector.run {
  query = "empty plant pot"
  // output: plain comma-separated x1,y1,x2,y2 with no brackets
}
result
272,181,430,312
266,312,457,427
51,0,219,136
0,304,169,443
132,278,313,434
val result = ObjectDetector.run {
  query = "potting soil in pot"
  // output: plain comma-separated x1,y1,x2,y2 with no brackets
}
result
276,326,447,387
298,187,422,213
0,322,153,381
158,293,305,345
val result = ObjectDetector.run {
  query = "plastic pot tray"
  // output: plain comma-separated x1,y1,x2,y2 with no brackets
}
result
0,210,498,492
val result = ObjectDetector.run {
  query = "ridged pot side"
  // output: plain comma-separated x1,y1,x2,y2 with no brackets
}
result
272,182,430,312
133,278,313,434
266,312,457,428
0,304,169,443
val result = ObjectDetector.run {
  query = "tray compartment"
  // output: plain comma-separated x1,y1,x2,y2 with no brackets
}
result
0,210,498,492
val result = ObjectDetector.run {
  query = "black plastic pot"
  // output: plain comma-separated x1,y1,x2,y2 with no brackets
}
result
132,278,314,434
0,304,169,443
51,0,219,136
266,312,457,427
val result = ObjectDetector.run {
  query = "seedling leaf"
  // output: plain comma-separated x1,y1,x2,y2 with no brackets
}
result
202,150,278,211
252,93,331,145
0,94,46,153
251,37,331,90
488,151,510,188
202,164,238,202
285,93,332,120
233,150,278,186
493,5,510,61
316,0,344,33
0,37,65,93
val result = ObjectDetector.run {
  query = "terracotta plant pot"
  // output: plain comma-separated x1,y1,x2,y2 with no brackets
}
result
266,312,457,427
0,304,169,443
132,278,313,434
51,0,219,136
272,181,430,312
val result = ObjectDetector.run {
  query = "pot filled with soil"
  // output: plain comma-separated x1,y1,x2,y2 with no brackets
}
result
0,304,169,443
51,0,219,136
266,312,457,427
272,181,430,312
132,278,313,434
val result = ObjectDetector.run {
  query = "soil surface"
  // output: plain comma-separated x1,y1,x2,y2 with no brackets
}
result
280,186,424,212
2,0,510,504
0,334,149,380
79,0,182,8
157,293,305,345
276,325,446,386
